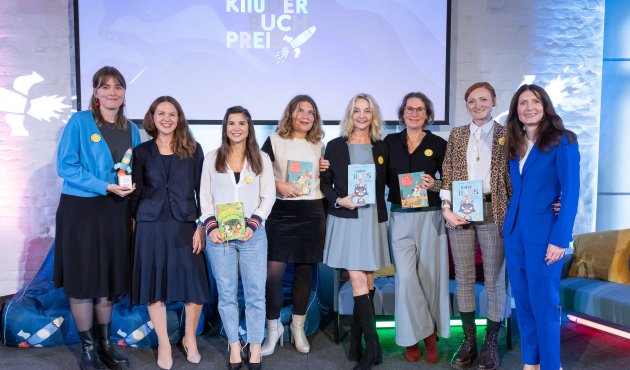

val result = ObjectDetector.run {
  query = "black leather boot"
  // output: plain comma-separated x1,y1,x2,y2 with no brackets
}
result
450,324,477,369
348,301,363,362
78,329,106,370
353,294,381,370
476,329,499,370
95,324,129,369
368,289,382,366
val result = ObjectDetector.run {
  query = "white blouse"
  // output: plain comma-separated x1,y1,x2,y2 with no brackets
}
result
198,149,276,223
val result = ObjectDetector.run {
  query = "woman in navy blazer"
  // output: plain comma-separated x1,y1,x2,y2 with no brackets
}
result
503,84,580,370
130,96,209,369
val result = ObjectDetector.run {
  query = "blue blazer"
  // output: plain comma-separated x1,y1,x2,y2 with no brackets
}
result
57,110,141,197
503,135,580,248
131,140,204,222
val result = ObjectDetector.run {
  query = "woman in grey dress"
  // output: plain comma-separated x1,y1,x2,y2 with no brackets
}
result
320,93,390,370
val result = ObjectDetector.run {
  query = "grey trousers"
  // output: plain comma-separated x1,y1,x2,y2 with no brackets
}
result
448,201,506,322
391,210,451,346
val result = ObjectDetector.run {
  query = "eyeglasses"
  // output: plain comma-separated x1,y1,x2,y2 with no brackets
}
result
405,106,426,114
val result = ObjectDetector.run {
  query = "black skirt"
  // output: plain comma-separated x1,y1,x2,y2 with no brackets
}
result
130,203,210,305
265,199,326,263
54,193,131,299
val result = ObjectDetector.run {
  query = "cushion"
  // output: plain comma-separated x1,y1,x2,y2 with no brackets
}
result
560,277,630,327
569,229,630,284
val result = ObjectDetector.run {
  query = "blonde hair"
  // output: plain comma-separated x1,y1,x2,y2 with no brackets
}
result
276,94,324,144
340,93,382,141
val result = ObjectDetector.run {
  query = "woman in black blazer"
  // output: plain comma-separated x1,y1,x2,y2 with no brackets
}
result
320,93,390,370
130,96,209,369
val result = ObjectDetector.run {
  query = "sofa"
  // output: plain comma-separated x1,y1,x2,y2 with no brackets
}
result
560,228,630,328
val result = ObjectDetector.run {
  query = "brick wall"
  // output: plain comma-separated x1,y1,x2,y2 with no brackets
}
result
0,0,73,295
0,0,604,295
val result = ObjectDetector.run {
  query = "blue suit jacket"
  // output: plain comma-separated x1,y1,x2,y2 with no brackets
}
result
57,110,141,196
131,140,204,222
503,135,580,248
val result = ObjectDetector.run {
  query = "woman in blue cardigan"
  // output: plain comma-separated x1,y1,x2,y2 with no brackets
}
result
54,66,140,370
503,84,580,370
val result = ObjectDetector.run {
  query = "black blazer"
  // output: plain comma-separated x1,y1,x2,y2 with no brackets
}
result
320,136,388,223
131,140,204,222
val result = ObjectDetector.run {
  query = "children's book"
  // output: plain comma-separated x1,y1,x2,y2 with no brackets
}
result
347,164,376,205
398,172,428,208
452,180,484,221
216,202,246,241
287,160,314,196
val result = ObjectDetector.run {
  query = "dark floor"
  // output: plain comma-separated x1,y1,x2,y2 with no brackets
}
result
1,318,629,370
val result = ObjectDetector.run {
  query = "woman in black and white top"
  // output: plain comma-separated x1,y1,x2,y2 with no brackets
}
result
260,95,326,356
199,106,275,370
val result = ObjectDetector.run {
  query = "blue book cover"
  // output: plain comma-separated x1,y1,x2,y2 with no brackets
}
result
453,180,484,221
348,164,376,205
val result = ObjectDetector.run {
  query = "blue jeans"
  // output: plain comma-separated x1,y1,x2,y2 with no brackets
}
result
205,225,267,344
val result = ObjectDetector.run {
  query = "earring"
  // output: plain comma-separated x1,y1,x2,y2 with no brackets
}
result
95,98,100,107
120,101,126,108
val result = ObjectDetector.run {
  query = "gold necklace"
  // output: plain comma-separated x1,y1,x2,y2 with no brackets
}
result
472,124,492,161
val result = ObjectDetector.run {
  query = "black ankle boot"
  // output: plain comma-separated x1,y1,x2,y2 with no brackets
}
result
353,294,381,370
451,324,477,369
95,324,129,369
348,300,363,362
78,329,106,370
476,330,499,370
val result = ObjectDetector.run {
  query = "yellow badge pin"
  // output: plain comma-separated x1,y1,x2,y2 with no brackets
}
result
245,175,254,184
498,137,505,145
378,156,384,165
90,134,101,143
424,149,433,157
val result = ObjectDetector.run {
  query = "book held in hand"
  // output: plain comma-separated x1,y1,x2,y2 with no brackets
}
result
398,172,428,208
452,180,484,221
348,164,376,205
287,160,313,196
216,202,246,241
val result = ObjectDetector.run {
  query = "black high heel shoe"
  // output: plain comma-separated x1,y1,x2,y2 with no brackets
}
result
227,346,242,370
248,349,263,370
227,339,249,370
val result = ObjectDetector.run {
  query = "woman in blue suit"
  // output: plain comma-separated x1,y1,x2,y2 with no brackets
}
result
503,84,580,370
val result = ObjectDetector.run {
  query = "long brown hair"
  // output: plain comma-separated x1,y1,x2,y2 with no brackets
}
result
215,106,263,175
89,66,128,129
276,94,324,144
143,96,197,159
505,84,576,160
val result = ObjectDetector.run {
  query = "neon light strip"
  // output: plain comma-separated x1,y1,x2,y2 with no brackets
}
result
375,319,487,329
567,314,630,340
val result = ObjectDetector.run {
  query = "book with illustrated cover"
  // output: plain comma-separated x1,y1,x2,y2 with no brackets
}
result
347,164,376,205
216,202,246,241
287,160,314,196
398,172,428,208
452,180,484,221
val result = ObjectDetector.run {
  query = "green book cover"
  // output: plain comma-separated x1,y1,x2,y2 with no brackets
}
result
398,172,428,208
287,160,313,196
216,202,246,241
